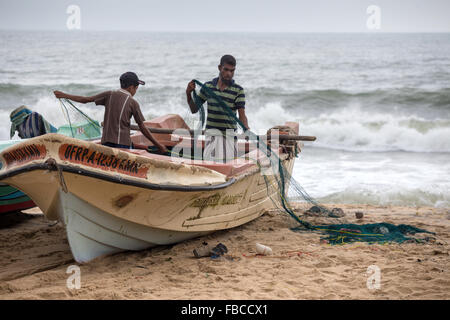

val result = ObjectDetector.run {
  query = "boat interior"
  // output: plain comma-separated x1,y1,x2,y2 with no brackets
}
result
93,114,299,178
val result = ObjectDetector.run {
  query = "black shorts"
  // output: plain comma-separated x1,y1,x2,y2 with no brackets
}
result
102,142,132,149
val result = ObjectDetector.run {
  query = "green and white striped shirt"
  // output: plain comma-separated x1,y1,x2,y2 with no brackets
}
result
197,77,245,132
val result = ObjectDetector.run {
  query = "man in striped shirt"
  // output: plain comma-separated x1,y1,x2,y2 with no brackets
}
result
186,55,249,162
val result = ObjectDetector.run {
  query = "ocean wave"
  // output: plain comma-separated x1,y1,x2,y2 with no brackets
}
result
1,93,194,140
308,186,450,208
298,105,450,153
3,83,450,108
248,102,449,153
1,86,449,153
248,87,450,110
0,83,108,95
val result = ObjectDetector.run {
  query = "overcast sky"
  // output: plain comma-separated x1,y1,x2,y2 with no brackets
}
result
0,0,449,32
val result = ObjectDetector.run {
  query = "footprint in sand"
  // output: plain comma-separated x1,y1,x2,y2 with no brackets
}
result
323,293,338,299
246,289,255,296
312,278,326,284
37,290,67,299
260,281,276,292
397,287,413,295
311,261,324,268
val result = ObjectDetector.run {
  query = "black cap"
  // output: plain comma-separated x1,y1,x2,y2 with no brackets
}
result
119,72,145,86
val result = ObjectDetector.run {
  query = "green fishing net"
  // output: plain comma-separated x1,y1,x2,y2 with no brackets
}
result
292,222,435,245
188,79,435,245
58,98,102,140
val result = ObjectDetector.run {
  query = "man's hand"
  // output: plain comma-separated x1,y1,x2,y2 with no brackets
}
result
186,80,199,114
157,144,168,155
186,80,196,95
53,90,67,99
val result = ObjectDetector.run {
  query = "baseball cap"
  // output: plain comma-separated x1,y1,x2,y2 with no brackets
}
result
119,72,145,86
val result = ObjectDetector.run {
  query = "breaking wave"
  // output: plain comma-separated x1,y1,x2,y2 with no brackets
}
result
252,103,450,153
314,186,450,208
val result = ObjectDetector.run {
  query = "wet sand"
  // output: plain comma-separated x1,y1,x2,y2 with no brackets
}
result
0,204,449,300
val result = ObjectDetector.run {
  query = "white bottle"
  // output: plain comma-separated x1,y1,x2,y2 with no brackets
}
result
256,243,273,255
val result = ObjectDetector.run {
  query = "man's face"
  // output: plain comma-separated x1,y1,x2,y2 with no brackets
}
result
218,63,235,85
130,85,139,96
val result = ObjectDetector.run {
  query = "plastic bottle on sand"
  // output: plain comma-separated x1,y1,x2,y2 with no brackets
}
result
256,243,273,255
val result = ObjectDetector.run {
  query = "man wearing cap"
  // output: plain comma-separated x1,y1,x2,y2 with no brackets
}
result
54,72,167,153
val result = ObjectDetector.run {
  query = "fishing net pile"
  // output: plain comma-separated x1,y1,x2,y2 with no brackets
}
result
186,79,435,245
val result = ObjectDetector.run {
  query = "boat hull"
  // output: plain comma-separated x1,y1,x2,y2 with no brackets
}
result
60,191,209,262
0,132,296,262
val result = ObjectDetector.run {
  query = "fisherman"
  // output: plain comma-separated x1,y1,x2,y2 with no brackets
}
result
53,72,167,153
185,55,249,162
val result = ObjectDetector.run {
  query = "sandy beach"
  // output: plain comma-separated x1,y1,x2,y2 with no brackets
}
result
1,0,449,304
0,203,448,300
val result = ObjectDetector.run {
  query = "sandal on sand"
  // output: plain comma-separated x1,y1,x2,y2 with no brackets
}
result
193,242,228,259
210,243,228,259
193,242,214,258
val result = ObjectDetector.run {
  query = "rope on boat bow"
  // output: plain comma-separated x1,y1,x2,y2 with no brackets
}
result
45,158,68,193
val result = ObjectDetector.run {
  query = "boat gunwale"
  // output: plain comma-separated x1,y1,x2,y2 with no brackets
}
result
0,162,237,192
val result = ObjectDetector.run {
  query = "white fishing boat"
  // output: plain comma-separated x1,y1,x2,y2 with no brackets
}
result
0,114,305,263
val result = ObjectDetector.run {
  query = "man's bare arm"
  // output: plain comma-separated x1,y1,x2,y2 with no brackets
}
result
53,91,96,104
138,122,168,154
238,108,249,131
